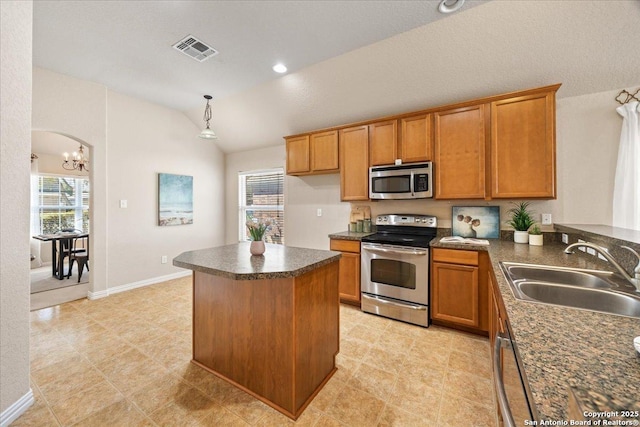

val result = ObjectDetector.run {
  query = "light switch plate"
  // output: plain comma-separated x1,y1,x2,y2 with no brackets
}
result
562,233,569,244
120,199,127,208
541,213,552,225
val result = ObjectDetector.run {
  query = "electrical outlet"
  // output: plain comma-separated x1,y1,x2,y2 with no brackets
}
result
317,208,322,217
161,255,168,264
562,233,569,244
120,199,127,208
541,213,552,225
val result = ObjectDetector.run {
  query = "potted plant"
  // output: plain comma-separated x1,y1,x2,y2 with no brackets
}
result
528,224,543,246
246,218,271,256
507,202,535,244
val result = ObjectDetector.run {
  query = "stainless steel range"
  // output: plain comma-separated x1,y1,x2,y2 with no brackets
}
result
360,214,437,327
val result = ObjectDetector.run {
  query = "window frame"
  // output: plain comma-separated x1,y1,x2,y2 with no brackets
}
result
238,168,285,243
33,173,90,234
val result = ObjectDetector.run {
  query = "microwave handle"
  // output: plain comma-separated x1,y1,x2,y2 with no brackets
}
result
493,333,516,427
410,171,415,196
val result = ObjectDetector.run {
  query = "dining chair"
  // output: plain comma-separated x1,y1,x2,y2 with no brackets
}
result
67,235,89,282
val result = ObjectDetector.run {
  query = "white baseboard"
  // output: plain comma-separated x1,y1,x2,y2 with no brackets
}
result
87,289,109,300
107,270,192,295
0,389,34,427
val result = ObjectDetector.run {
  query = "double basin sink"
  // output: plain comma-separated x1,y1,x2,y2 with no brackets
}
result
500,262,640,318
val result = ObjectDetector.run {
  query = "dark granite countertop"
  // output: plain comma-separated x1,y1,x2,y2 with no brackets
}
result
173,243,341,280
433,238,640,420
328,231,374,241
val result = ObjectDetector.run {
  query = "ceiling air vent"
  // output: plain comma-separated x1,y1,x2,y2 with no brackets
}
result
172,35,218,62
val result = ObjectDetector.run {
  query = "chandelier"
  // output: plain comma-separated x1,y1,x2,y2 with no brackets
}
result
198,94,218,139
62,144,89,172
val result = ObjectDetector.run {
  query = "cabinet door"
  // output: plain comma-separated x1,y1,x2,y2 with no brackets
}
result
330,239,361,304
338,252,361,304
285,135,310,175
368,120,397,166
339,125,369,201
491,91,556,198
311,130,339,173
434,105,487,199
432,262,479,327
400,114,433,163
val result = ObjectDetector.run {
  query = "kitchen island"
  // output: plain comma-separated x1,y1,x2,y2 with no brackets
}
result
173,242,341,420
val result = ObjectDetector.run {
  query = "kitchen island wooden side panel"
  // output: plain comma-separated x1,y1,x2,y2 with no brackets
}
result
294,261,340,410
191,259,339,419
193,271,295,412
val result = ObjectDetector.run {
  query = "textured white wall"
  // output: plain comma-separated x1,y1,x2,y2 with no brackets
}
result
555,88,627,225
32,69,226,292
106,91,225,286
0,0,33,415
224,145,352,250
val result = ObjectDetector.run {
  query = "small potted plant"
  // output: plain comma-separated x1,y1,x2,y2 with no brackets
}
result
528,224,543,246
507,202,535,244
246,218,270,256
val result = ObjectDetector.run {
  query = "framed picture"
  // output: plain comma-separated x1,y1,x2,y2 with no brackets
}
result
158,173,193,226
452,206,500,239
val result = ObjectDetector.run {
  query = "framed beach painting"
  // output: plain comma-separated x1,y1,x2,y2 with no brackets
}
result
452,206,500,239
158,173,193,226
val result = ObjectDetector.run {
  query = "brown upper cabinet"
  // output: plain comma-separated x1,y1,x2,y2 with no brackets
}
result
400,113,433,163
284,83,560,200
434,105,487,199
490,91,556,198
369,120,398,166
339,125,369,201
285,130,339,176
369,116,433,167
285,135,310,175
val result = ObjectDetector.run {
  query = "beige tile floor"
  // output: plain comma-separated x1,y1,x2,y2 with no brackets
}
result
19,276,497,426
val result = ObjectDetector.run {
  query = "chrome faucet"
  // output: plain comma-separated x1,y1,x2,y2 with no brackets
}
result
564,242,640,291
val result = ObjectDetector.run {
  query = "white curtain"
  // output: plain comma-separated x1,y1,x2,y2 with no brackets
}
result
612,101,640,230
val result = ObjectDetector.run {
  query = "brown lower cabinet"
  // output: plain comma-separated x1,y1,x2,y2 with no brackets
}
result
329,238,361,305
430,248,489,334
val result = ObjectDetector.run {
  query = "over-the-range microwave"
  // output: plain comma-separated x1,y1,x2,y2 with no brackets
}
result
369,162,433,200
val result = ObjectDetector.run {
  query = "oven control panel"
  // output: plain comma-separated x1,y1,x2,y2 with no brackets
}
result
375,214,437,228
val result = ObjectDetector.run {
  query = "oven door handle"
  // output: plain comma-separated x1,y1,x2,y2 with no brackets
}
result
493,333,516,427
362,245,427,256
362,294,427,310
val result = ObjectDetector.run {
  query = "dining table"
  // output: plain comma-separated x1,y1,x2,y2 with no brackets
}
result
33,232,89,280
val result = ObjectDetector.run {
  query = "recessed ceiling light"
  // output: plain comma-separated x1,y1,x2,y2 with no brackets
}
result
272,63,287,74
438,0,465,14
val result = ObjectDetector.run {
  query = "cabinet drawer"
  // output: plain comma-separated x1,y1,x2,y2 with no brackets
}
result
330,239,361,253
432,248,478,265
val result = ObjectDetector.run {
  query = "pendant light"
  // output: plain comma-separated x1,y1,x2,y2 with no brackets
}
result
198,95,217,139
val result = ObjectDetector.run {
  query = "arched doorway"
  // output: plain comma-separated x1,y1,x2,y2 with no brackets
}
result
30,130,93,309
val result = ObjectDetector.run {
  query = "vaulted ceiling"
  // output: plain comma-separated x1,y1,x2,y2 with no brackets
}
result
33,1,640,153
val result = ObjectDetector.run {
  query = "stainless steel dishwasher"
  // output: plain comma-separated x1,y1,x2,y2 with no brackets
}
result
493,318,539,426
